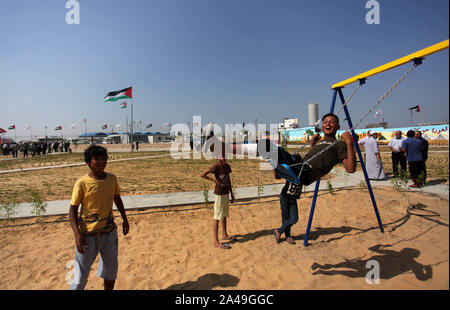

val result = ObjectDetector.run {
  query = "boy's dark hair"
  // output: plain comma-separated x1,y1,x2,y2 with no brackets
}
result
84,145,108,163
406,130,415,138
321,113,340,123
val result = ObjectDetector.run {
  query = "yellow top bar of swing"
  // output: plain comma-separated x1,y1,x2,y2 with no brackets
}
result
332,39,449,89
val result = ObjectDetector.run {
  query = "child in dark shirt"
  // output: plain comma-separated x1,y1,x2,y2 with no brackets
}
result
201,158,236,249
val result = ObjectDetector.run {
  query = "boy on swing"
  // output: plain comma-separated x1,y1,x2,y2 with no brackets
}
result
205,113,356,186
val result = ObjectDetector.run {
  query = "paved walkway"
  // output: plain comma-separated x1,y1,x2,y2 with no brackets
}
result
8,169,448,219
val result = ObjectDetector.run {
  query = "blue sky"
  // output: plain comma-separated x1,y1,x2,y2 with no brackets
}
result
0,0,448,138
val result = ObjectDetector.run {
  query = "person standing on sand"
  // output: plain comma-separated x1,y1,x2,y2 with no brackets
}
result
388,130,407,177
272,131,324,245
414,130,428,184
400,130,426,188
364,131,386,180
201,157,236,249
69,145,130,290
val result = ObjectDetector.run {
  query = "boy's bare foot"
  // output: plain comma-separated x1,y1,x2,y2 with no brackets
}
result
214,242,231,249
273,230,280,244
286,237,296,245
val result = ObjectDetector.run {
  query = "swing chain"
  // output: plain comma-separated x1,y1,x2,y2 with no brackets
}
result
352,62,419,131
335,82,363,115
290,61,419,168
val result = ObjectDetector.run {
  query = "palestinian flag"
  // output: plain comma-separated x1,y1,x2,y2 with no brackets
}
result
54,126,62,130
409,105,420,112
104,87,132,103
146,123,152,128
0,128,6,134
101,124,108,130
8,125,15,130
120,102,127,109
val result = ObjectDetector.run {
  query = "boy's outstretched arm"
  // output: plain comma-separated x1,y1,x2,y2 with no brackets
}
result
114,195,129,236
341,131,356,173
69,204,87,254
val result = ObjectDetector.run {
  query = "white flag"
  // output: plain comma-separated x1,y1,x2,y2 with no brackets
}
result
24,125,31,130
115,123,122,129
374,109,383,118
69,123,77,129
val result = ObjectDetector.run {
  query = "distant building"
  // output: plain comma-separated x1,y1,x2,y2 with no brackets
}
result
308,103,319,126
278,118,299,130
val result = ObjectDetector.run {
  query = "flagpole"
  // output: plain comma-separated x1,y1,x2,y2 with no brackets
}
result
130,85,134,152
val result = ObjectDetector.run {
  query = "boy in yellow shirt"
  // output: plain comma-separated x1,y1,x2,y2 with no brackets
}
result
69,145,129,290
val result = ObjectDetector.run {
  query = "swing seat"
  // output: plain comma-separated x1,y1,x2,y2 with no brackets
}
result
270,161,301,185
268,147,312,185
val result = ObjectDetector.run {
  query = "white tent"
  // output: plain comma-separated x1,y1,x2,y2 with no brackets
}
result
434,133,448,140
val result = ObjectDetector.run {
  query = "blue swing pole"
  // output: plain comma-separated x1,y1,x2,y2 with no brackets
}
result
337,88,384,233
303,89,338,247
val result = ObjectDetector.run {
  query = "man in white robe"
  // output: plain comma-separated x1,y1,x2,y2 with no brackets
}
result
365,131,386,180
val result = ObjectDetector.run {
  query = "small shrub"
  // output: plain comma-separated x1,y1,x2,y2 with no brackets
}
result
327,180,335,195
0,194,19,221
29,190,47,217
417,171,426,188
359,180,367,190
202,183,210,208
390,170,412,207
391,170,409,196
257,179,264,202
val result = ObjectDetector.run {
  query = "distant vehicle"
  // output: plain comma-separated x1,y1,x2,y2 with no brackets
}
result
161,140,173,143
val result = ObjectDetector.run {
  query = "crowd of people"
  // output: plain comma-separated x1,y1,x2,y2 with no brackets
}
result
1,140,71,158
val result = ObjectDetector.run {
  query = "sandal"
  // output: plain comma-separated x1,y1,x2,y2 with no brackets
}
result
215,242,231,249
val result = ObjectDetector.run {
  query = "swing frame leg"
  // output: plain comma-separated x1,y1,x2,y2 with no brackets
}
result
303,88,384,247
337,88,384,234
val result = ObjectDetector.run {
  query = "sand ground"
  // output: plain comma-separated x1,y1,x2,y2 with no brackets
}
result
0,186,448,290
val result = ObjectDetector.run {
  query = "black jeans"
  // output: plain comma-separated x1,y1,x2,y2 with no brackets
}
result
391,152,407,176
277,195,299,238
